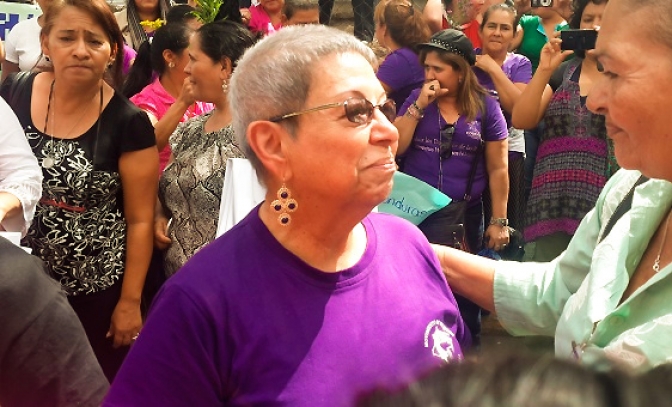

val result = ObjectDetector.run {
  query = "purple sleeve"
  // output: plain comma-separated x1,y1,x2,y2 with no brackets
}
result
104,285,225,406
508,55,532,84
377,51,417,92
123,45,137,76
483,96,508,142
397,88,422,117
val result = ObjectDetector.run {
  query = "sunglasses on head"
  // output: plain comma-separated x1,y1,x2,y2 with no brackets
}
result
440,123,455,160
270,97,397,125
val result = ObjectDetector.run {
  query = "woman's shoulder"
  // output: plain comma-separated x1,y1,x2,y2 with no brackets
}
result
110,91,153,119
114,8,128,26
367,212,427,241
170,111,211,147
7,16,40,36
365,213,440,266
389,47,419,60
129,80,172,110
0,71,38,113
518,14,540,28
505,52,532,67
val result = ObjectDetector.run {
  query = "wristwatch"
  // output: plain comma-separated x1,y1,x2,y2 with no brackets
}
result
489,217,509,227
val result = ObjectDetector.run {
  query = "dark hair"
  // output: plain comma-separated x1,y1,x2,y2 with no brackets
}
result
375,0,430,49
418,48,487,122
213,0,244,24
195,20,257,69
122,23,192,98
283,0,319,20
569,0,609,29
357,353,670,407
480,3,518,34
166,4,197,24
569,0,608,58
41,0,125,88
124,0,171,50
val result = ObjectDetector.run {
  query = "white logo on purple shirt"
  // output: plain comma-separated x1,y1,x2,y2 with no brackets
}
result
424,320,456,362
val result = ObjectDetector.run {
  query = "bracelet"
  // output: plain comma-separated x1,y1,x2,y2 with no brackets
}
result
405,102,424,120
489,217,509,227
411,101,424,113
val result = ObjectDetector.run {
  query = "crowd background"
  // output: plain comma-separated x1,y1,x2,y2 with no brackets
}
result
2,0,671,405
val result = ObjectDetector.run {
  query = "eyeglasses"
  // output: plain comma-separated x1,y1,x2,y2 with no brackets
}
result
440,123,455,160
269,97,397,125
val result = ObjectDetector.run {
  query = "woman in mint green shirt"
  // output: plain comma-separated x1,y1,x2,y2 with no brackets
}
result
435,0,672,372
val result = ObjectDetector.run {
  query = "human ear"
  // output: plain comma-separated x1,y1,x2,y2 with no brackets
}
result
247,121,293,181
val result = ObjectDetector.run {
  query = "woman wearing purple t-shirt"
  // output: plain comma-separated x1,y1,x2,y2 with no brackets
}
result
473,3,532,232
374,0,429,113
106,25,470,407
395,29,509,343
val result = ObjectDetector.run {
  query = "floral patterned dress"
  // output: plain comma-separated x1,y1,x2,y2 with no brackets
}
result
159,112,245,277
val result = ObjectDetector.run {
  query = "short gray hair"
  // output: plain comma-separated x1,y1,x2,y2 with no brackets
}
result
229,25,377,181
623,0,672,50
283,0,319,20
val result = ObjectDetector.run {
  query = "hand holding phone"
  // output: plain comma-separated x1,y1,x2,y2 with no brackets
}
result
530,0,552,7
560,29,598,51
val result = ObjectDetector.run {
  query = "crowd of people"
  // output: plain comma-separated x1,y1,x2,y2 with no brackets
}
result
0,0,672,405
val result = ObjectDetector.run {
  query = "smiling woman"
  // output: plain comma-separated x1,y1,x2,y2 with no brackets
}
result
434,0,672,374
105,25,471,407
153,21,253,279
0,0,158,382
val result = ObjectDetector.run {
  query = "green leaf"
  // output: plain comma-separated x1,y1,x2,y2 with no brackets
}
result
191,0,225,24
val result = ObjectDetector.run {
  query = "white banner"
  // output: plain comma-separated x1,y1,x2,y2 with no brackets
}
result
0,1,41,41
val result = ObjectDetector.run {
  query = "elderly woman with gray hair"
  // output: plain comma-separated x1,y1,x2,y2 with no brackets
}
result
105,25,470,407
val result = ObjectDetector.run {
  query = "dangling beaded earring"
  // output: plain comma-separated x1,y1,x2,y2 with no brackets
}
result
168,61,175,68
222,78,229,94
270,184,298,226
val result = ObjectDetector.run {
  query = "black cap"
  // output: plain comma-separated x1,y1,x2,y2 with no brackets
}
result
418,29,476,66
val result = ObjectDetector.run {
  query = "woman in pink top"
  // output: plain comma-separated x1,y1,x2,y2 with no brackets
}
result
123,23,213,173
248,0,284,35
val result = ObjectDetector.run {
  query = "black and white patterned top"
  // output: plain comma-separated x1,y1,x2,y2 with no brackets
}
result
159,112,245,277
1,73,156,296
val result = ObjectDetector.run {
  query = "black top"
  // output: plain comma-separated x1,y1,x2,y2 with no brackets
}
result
0,72,156,295
0,237,109,406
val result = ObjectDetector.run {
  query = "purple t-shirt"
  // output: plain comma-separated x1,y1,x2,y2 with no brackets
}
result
104,209,470,407
376,47,425,113
473,51,532,127
399,91,508,203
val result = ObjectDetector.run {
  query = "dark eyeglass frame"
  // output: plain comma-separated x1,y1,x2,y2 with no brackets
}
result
439,123,455,160
269,97,397,124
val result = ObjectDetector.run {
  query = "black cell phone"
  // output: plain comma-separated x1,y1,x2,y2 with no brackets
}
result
560,29,598,51
530,0,553,7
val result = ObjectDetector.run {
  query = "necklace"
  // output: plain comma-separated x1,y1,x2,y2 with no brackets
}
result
652,211,672,273
42,80,99,169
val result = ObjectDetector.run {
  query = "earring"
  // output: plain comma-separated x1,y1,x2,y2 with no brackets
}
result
108,59,115,69
168,61,175,68
44,55,51,62
270,183,298,226
221,78,229,94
